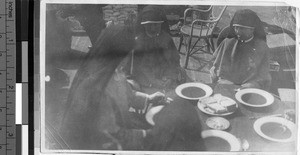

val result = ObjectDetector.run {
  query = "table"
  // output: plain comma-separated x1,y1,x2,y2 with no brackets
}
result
144,84,296,152
197,84,296,152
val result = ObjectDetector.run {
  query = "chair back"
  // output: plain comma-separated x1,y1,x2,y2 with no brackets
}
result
179,6,227,68
182,6,227,38
190,5,213,22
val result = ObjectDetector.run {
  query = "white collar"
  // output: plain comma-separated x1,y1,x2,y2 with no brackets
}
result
240,36,254,43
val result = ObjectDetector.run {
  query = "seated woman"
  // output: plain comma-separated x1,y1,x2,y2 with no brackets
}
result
210,9,271,90
128,5,186,90
60,25,205,151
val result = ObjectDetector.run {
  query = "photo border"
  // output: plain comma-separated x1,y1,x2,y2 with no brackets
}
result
37,0,299,154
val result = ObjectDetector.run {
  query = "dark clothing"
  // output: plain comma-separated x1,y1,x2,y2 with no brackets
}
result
74,5,106,46
130,31,184,89
60,69,149,150
60,68,205,151
145,97,206,151
59,25,202,151
212,37,271,89
59,25,142,150
130,5,185,90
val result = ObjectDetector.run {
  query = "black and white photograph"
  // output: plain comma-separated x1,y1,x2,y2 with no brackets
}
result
37,0,297,154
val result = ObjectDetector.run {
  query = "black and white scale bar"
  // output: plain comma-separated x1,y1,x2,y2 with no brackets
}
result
16,125,21,155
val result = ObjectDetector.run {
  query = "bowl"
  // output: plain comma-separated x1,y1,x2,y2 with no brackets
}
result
201,130,241,151
206,117,230,130
235,88,274,107
175,82,213,101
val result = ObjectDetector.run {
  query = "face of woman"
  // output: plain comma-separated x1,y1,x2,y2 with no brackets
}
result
144,23,162,38
234,26,254,41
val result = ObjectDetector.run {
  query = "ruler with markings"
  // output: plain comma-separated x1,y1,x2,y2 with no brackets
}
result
0,0,16,155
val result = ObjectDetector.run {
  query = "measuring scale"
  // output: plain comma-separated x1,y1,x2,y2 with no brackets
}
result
0,0,16,154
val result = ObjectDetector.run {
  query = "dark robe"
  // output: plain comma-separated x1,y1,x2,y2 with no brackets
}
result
60,67,205,151
129,31,184,89
145,97,206,151
212,37,271,89
59,67,149,150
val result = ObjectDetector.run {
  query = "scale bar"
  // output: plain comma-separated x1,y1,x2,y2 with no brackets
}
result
16,84,22,124
22,125,28,155
16,125,21,155
22,42,28,83
22,83,28,124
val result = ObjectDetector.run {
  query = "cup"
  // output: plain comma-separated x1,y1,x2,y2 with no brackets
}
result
284,109,296,123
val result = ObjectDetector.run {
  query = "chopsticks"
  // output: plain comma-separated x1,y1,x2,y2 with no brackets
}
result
249,114,282,120
270,92,281,100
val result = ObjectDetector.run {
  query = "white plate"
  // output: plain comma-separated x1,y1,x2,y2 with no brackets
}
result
145,105,164,126
253,116,296,142
206,117,230,130
235,88,274,107
175,82,213,100
201,130,241,151
198,96,238,116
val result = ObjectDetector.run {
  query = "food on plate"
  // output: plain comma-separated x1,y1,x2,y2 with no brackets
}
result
181,86,206,98
213,123,225,130
241,93,267,105
261,122,292,140
206,117,230,130
219,99,236,112
201,94,236,114
210,121,225,130
206,102,227,114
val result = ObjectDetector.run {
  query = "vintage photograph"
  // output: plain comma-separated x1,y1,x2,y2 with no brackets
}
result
38,0,297,154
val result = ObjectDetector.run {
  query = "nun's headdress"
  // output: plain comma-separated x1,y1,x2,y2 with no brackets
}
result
228,9,266,41
135,5,170,35
140,6,164,24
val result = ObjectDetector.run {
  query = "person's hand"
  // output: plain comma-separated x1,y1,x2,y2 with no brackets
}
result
148,92,165,104
241,82,257,88
126,79,141,91
218,79,234,85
